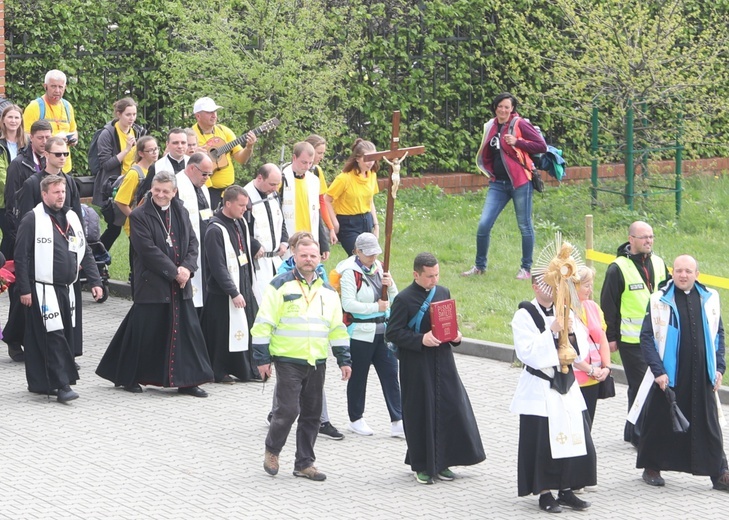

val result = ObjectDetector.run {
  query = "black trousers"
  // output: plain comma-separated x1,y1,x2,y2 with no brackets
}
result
347,334,402,422
619,342,647,444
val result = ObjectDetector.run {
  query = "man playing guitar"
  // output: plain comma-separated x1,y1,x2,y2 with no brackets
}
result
193,96,257,209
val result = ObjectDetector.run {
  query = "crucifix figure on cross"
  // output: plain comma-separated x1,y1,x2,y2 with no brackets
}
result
363,111,425,297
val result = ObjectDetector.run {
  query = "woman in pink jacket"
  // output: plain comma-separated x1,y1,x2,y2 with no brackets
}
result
463,92,546,280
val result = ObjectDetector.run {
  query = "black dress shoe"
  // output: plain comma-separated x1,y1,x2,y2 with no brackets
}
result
57,385,79,403
124,383,143,393
178,386,208,398
642,469,665,486
557,489,590,510
216,375,235,384
539,492,562,513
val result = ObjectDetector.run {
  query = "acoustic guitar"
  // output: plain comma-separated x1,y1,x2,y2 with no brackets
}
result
203,118,280,171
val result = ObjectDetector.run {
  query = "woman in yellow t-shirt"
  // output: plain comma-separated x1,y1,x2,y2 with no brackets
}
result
97,97,146,251
325,139,380,256
114,135,159,232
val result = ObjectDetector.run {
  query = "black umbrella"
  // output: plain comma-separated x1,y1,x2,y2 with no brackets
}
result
664,387,690,433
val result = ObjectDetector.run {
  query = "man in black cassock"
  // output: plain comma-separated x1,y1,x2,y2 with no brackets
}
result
635,254,729,491
386,252,485,485
10,136,86,360
15,175,103,402
201,185,261,383
96,171,213,397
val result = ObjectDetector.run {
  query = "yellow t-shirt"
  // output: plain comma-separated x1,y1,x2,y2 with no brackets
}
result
115,165,147,236
326,170,379,215
23,97,77,174
295,176,312,232
193,123,243,189
115,122,137,175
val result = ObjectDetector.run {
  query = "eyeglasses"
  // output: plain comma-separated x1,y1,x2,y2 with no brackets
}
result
631,234,655,240
144,148,159,154
193,163,213,177
50,151,70,157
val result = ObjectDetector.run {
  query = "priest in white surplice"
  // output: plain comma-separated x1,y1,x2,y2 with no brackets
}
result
243,163,288,304
201,185,261,382
511,279,597,513
176,152,213,312
15,175,103,403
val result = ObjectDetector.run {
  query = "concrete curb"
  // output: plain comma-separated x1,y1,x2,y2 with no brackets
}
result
103,279,729,405
457,336,729,405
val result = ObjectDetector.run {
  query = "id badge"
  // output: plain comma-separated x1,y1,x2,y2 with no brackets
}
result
238,251,248,266
199,208,213,221
68,236,81,253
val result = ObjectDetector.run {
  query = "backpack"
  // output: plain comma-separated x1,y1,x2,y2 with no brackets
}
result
86,127,106,177
100,165,145,226
508,117,566,181
37,96,71,123
328,268,365,327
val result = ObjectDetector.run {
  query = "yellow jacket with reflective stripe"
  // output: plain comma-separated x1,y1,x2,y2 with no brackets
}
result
251,269,351,367
614,255,667,344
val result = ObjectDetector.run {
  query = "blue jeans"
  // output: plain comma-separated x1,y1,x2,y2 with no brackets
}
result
475,180,534,271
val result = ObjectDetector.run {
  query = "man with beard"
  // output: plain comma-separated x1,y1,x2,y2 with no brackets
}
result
253,237,351,481
631,254,729,490
96,171,213,397
202,185,261,383
15,175,103,402
386,252,485,485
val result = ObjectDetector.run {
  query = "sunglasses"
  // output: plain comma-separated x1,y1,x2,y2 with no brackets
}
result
50,151,70,157
193,163,213,177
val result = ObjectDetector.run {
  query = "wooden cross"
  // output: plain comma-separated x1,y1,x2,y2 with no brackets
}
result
363,111,425,297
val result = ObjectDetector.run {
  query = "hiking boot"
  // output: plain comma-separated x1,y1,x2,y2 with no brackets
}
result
437,468,455,481
516,268,531,280
557,489,591,510
461,266,485,277
319,421,344,440
415,472,434,485
263,450,279,476
293,466,326,481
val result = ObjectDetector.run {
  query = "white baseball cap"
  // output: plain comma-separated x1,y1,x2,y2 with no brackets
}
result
355,233,382,256
193,97,223,114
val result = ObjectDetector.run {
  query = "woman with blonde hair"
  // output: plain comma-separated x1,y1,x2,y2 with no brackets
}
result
0,104,26,258
572,266,612,425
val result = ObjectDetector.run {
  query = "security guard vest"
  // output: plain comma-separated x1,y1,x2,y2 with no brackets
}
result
614,255,666,344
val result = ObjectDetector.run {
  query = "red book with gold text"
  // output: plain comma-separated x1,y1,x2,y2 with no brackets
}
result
429,299,458,343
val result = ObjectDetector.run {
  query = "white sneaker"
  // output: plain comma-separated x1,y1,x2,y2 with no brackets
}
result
348,418,374,436
391,420,405,438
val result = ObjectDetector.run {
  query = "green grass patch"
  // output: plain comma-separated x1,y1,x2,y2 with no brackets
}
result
101,174,729,379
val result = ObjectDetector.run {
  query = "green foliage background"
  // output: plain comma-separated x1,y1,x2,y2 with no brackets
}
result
5,0,729,178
